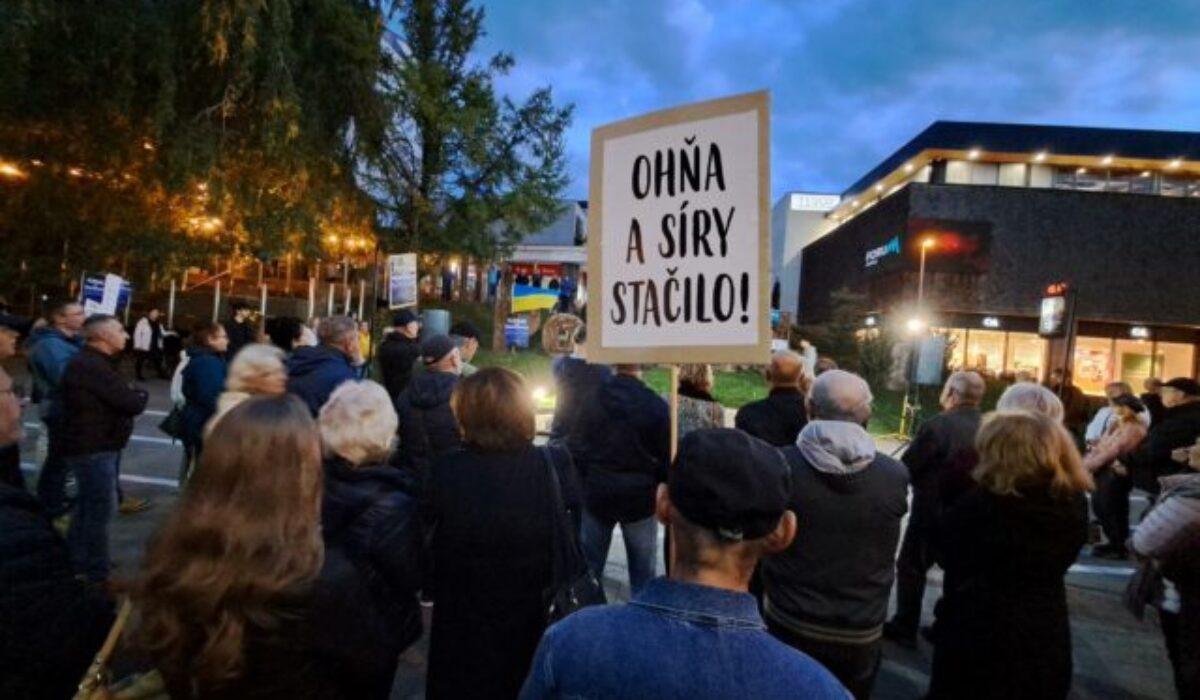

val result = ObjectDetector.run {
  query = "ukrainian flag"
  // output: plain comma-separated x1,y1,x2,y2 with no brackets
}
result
512,284,559,313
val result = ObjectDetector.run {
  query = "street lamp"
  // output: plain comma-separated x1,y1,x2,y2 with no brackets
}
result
916,238,935,309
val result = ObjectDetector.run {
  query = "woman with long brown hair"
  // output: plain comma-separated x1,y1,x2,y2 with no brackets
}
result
131,395,396,699
928,410,1093,700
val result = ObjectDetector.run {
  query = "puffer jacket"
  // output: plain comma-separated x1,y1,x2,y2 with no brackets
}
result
393,370,461,487
287,345,357,416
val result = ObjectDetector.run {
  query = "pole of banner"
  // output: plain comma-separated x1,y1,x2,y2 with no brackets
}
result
212,280,221,323
307,277,316,320
668,364,680,462
260,283,268,317
357,279,366,320
167,279,176,328
326,284,335,317
123,288,132,327
343,284,352,317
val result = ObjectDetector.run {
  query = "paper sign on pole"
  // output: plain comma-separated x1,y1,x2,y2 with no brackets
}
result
387,253,418,309
586,91,771,364
81,272,131,317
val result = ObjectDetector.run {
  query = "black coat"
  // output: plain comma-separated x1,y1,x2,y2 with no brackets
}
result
570,374,670,522
1122,401,1200,494
902,407,982,526
1141,392,1167,426
423,443,581,700
548,356,612,443
734,387,808,447
287,345,357,416
394,370,461,486
928,485,1088,700
180,347,226,449
321,457,423,654
60,346,148,456
222,318,257,360
163,546,405,700
377,332,422,398
0,484,115,700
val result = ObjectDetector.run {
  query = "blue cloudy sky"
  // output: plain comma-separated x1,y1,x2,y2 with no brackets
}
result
476,0,1200,200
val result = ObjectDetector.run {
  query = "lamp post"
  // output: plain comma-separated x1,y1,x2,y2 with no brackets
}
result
916,238,934,310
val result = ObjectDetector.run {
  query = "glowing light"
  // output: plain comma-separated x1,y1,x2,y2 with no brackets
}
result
30,159,43,167
197,182,208,192
875,183,884,192
1140,170,1152,178
864,316,877,327
982,317,1001,329
325,234,339,245
849,200,859,208
906,318,927,335
1169,158,1182,169
142,140,155,152
1076,167,1087,175
0,162,27,179
904,163,915,173
532,386,548,403
967,148,981,160
68,167,84,177
1130,326,1151,339
921,238,936,250
1033,151,1048,162
1101,155,1114,166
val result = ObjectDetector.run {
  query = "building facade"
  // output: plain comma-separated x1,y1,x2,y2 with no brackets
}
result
797,122,1200,394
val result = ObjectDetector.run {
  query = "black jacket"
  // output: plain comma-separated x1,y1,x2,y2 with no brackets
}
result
763,444,909,635
321,458,423,656
222,318,257,360
180,347,227,449
378,332,422,398
1141,392,1167,426
1121,401,1200,493
0,484,115,700
423,443,581,700
571,374,671,522
394,370,461,485
734,387,809,447
903,407,982,526
60,346,148,456
928,485,1088,700
287,345,357,416
549,356,613,442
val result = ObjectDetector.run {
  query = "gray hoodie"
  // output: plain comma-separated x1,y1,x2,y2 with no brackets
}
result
797,420,877,475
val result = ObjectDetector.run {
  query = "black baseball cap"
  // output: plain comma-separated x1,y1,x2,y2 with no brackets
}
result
669,429,792,542
1163,377,1200,397
1112,394,1146,413
421,334,456,365
449,320,481,340
393,309,420,327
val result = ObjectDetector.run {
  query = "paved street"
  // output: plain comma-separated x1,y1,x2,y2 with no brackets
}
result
8,363,1177,699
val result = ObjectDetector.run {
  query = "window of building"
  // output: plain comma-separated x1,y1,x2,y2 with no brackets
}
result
934,328,965,370
1074,337,1114,395
1105,170,1133,193
1162,175,1191,197
1115,339,1156,388
1029,164,1054,188
1053,167,1076,190
970,162,999,185
946,160,971,184
965,330,1006,377
1157,342,1195,380
998,163,1026,187
1006,333,1047,378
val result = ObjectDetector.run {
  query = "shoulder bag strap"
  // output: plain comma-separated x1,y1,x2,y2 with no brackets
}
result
540,446,579,583
73,598,133,699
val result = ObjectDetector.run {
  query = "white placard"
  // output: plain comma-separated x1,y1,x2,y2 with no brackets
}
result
587,92,770,364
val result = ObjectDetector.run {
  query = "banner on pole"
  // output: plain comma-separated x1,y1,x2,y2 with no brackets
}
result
387,254,418,309
81,273,131,317
586,91,771,364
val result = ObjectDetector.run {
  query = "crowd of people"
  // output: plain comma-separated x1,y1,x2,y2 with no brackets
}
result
1,303,1199,700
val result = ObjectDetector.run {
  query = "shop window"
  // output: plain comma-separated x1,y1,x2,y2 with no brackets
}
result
1053,167,1076,189
1162,175,1191,197
1073,337,1114,395
998,163,1026,187
1005,333,1047,379
970,162,999,185
1105,170,1132,193
1130,172,1156,195
1157,342,1196,380
965,330,1005,377
933,328,965,370
1115,339,1155,389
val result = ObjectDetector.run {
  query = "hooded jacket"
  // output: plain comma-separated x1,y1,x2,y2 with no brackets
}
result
734,387,809,447
393,370,461,486
377,332,422,398
27,327,81,420
763,420,909,638
572,374,671,522
287,345,357,416
180,346,227,449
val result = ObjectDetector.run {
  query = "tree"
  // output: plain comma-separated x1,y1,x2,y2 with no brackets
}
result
360,0,573,258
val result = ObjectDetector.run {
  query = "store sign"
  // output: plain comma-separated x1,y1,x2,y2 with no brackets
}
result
1039,282,1069,338
864,236,901,269
1130,326,1151,339
387,254,418,309
587,91,771,364
790,193,840,212
982,316,1001,329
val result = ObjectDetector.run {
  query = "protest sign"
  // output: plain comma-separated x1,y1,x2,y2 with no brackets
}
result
81,273,131,316
387,253,418,309
586,91,770,364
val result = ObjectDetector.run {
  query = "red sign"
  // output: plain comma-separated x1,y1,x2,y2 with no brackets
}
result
511,263,564,278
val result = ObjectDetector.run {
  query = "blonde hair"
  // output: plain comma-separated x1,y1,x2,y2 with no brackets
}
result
678,363,714,392
973,410,1093,499
225,344,286,395
318,381,398,466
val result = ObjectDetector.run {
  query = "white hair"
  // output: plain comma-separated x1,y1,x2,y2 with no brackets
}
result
318,380,398,466
809,369,873,424
225,344,286,394
996,383,1065,423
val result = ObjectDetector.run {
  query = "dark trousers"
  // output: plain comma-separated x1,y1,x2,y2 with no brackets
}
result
65,451,119,581
1093,467,1132,550
892,520,936,635
0,443,22,489
767,617,882,700
35,415,70,514
135,349,165,380
1162,609,1200,700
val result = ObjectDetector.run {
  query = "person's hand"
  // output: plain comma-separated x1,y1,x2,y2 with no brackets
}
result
1112,462,1129,477
1172,447,1192,463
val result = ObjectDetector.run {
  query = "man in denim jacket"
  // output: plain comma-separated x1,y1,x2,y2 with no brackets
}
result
519,428,849,700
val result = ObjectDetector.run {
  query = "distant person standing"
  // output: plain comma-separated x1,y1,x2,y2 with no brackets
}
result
884,371,985,649
222,301,256,360
265,316,305,355
548,323,611,444
0,326,24,488
393,335,463,486
487,264,501,302
132,307,168,380
927,411,1091,700
762,370,908,699
1142,377,1168,426
441,267,454,301
448,321,482,377
735,350,810,447
28,300,85,515
1045,368,1088,442
1085,382,1149,446
1084,394,1148,559
1119,377,1200,496
574,364,671,596
378,310,422,398
180,323,229,467
675,364,725,440
206,343,287,435
60,316,148,582
287,316,361,416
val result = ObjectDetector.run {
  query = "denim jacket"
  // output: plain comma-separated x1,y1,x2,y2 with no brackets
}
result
519,577,849,700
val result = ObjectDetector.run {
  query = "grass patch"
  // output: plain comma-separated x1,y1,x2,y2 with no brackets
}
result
868,379,1008,435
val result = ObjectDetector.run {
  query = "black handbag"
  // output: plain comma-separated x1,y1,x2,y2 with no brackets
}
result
540,446,606,624
1123,556,1164,621
157,406,184,441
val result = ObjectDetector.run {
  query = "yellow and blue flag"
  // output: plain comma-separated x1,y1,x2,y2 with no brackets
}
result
512,284,559,313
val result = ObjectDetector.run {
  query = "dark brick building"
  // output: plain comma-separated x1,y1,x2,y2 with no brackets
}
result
798,121,1200,394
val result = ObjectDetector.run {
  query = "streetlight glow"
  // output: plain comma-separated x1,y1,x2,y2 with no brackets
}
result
0,162,27,179
1034,151,1048,162
1169,158,1182,169
1101,155,1114,166
967,148,981,160
906,317,926,335
921,238,935,250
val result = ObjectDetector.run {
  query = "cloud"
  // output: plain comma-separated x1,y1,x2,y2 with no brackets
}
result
477,0,1200,199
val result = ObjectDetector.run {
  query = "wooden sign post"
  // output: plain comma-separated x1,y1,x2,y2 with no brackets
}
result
586,91,771,459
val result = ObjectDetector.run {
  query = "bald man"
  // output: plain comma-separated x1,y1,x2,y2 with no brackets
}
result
884,371,986,649
735,351,809,447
